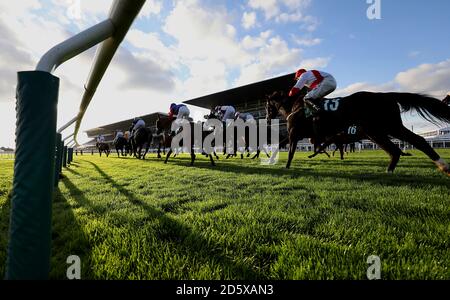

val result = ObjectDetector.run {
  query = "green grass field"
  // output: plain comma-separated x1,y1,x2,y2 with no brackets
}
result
1,150,449,279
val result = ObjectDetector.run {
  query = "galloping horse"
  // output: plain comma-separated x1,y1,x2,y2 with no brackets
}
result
114,136,128,157
133,127,152,159
204,110,271,160
266,90,450,175
96,142,110,157
156,114,216,166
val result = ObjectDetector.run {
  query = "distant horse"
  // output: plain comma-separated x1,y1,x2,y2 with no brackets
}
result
204,110,271,160
124,131,133,156
96,142,110,157
133,127,152,159
151,132,168,158
266,90,450,175
156,114,216,166
114,136,128,157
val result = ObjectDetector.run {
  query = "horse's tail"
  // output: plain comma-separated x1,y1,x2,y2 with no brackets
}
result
382,92,450,125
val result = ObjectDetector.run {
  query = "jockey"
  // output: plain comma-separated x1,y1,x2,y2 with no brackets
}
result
124,131,130,141
289,68,337,113
113,130,124,143
215,105,236,122
169,103,190,120
234,112,255,122
131,117,146,137
96,134,105,144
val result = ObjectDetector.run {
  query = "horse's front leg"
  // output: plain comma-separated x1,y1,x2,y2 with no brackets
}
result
157,143,162,159
286,137,299,169
164,149,173,164
142,144,149,160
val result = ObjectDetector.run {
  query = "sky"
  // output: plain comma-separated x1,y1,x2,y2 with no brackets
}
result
1,0,450,148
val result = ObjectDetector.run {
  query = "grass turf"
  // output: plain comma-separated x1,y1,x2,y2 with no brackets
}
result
0,150,449,279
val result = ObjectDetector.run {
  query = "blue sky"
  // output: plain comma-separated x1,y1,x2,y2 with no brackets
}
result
0,0,449,147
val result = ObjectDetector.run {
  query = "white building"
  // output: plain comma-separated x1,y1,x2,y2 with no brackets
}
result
419,127,450,148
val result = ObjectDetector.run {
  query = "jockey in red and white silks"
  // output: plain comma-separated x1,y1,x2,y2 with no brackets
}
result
289,69,337,110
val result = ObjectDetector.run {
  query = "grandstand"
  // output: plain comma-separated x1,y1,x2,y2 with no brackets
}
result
82,112,169,148
419,127,450,148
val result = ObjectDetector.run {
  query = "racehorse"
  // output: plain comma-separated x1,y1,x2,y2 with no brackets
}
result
156,114,216,166
96,142,110,157
266,90,450,175
204,110,271,160
124,131,133,156
133,127,152,159
151,131,168,158
114,136,128,157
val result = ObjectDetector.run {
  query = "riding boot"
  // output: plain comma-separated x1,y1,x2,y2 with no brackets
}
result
305,98,322,115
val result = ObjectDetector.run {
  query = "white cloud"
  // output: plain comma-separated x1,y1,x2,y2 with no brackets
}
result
276,11,302,23
299,57,331,69
301,15,320,32
235,36,303,85
242,11,257,29
241,30,273,49
248,0,312,24
292,36,322,47
140,0,163,18
331,82,397,98
395,60,450,96
332,59,450,98
248,0,279,20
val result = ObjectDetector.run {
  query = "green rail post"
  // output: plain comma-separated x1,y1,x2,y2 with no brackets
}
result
68,148,73,164
58,140,64,177
54,133,62,187
5,71,59,279
62,146,67,168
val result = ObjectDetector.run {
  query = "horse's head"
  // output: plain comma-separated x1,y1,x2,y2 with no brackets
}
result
266,88,309,125
266,91,288,124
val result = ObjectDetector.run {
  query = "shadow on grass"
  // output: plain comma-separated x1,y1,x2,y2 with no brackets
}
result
0,191,12,276
79,160,261,279
159,155,450,189
51,183,93,279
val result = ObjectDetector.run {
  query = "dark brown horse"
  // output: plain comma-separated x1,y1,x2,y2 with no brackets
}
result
266,90,450,176
114,136,128,157
204,110,271,160
156,114,216,166
96,142,110,157
133,127,152,159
